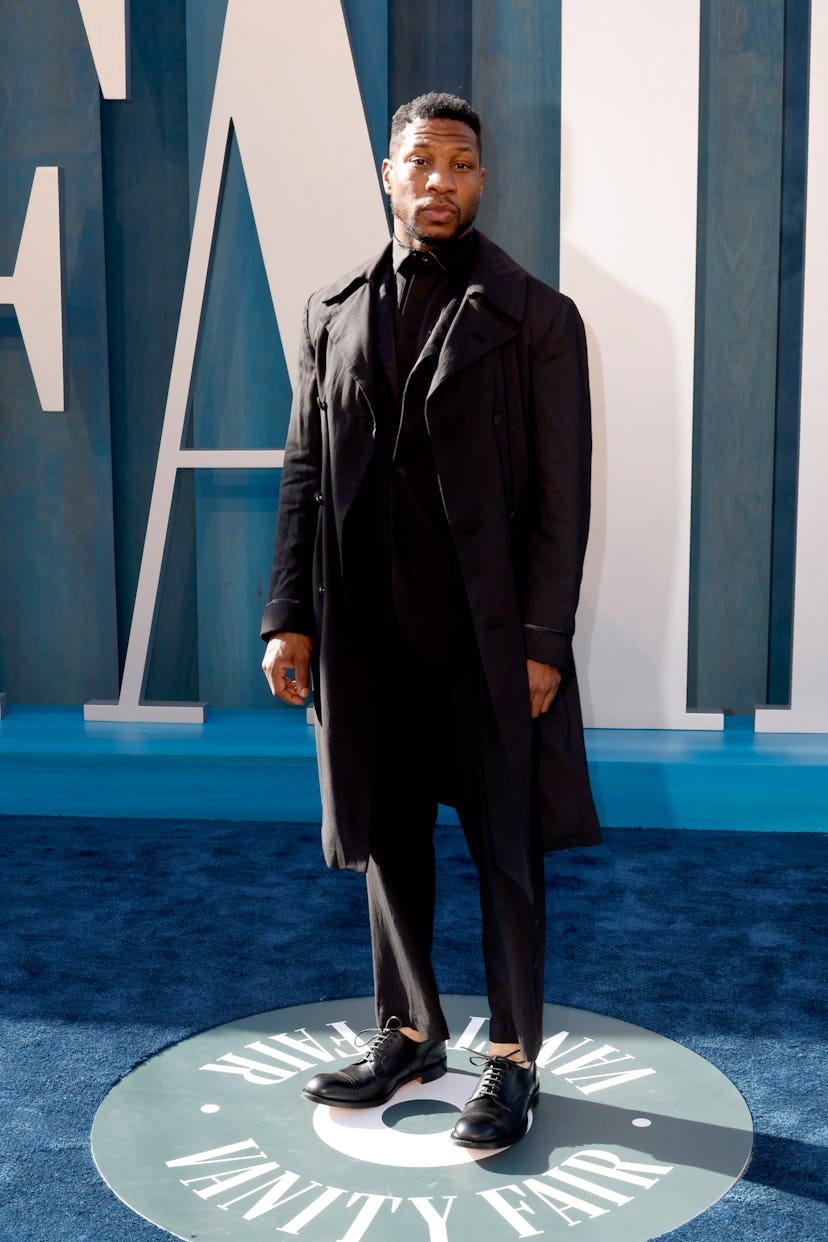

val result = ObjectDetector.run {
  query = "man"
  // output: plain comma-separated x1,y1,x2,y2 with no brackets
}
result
262,93,599,1149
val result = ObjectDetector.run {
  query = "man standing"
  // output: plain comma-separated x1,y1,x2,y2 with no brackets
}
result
262,93,599,1149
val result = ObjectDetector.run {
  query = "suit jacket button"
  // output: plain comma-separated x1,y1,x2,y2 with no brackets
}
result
394,466,408,479
493,413,503,427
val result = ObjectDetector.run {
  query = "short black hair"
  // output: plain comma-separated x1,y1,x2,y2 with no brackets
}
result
389,92,482,157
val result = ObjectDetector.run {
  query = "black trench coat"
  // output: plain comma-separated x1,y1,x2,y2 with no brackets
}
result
262,233,600,894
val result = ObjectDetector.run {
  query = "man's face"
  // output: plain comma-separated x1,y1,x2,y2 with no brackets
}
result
381,117,485,250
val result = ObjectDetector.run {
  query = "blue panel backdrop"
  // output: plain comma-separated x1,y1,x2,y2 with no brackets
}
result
472,0,561,288
0,0,810,715
390,0,473,107
100,0,196,702
768,0,810,706
0,0,119,704
690,0,786,713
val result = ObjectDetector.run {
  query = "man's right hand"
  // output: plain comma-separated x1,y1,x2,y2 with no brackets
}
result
262,632,313,706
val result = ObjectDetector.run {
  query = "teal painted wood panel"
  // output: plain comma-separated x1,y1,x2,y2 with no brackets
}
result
689,0,786,713
472,0,561,288
101,0,197,702
144,469,199,702
388,0,562,282
768,0,810,705
193,469,282,708
390,0,472,107
0,0,119,704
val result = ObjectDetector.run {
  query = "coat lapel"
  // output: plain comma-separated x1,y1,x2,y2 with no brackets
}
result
323,282,379,403
428,296,517,396
319,235,529,404
318,248,392,528
321,245,392,407
428,234,529,398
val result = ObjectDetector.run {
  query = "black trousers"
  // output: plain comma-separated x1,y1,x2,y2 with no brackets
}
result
365,626,546,1062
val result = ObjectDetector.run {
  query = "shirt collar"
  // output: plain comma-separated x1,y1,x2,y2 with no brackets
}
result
392,228,477,276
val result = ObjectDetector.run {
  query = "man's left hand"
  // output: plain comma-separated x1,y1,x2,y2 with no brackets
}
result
527,660,561,718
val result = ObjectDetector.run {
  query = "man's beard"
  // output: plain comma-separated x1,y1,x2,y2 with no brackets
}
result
393,200,477,248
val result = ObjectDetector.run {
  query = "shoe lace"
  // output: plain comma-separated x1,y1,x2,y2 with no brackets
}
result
354,1016,403,1064
469,1051,520,1099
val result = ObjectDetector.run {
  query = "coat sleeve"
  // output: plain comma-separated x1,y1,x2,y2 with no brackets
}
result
260,300,322,641
522,295,592,669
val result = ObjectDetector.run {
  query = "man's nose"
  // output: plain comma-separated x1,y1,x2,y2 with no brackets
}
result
426,164,456,192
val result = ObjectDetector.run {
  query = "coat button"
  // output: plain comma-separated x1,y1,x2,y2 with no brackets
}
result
313,491,324,505
317,397,327,411
394,466,408,479
493,413,503,428
317,585,325,595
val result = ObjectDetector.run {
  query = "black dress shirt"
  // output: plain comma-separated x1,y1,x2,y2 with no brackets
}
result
392,230,476,391
344,232,478,665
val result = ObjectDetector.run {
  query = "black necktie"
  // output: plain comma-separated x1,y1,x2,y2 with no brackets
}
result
395,253,442,387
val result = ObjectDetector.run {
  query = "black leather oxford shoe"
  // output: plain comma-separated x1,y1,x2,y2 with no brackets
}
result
450,1056,540,1148
302,1017,447,1108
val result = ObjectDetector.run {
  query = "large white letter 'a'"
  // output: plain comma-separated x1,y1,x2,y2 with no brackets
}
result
85,0,388,722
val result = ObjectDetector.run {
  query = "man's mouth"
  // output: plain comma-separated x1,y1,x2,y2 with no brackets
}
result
420,202,459,222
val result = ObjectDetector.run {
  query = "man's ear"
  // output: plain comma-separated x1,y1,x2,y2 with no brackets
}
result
381,157,393,196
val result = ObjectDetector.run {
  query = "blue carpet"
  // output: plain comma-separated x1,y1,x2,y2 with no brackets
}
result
0,816,825,1240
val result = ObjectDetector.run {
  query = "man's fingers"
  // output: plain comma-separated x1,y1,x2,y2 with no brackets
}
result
530,687,553,719
261,635,310,705
265,660,307,704
262,633,313,705
527,660,561,718
292,657,310,699
261,650,285,697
